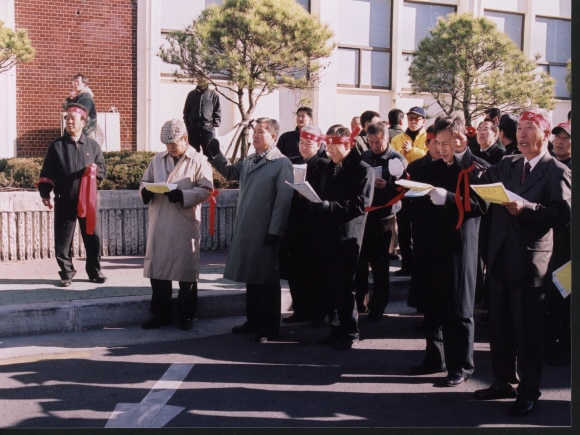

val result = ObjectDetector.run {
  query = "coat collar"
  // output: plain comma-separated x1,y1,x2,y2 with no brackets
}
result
247,145,284,172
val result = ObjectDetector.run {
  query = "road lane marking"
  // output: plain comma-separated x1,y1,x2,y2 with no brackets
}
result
106,362,193,428
188,410,366,421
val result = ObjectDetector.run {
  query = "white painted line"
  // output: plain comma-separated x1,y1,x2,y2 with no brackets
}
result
106,362,193,428
188,410,366,421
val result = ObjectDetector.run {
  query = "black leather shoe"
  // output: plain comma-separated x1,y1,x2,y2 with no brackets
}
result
333,336,359,349
60,279,72,287
357,306,369,314
366,313,383,322
474,384,517,400
179,318,193,331
232,322,258,334
141,316,173,329
311,318,325,328
282,313,307,324
444,375,467,386
510,398,536,417
89,272,108,284
411,363,446,375
394,268,411,276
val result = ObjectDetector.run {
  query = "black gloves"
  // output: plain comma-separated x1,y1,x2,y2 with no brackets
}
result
309,200,330,215
164,189,184,203
266,233,282,244
141,188,155,205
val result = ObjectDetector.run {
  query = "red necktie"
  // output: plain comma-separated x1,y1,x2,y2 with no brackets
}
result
520,162,531,185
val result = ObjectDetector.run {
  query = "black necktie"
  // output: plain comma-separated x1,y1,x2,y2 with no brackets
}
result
520,162,531,185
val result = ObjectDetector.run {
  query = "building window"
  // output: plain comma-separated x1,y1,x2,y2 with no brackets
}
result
337,0,392,89
295,0,310,11
484,10,524,50
535,17,571,99
400,1,455,90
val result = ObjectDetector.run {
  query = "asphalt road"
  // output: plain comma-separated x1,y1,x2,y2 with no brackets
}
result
0,302,571,428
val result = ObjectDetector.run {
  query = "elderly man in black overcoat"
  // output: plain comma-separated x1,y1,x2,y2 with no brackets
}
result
410,116,488,388
280,125,329,325
310,125,374,349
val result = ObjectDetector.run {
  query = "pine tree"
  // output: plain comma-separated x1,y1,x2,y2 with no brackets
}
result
0,21,35,74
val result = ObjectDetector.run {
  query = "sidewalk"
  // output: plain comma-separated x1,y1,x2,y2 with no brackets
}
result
0,251,410,338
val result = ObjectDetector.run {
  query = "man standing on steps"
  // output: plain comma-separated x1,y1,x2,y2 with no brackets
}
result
64,74,97,139
183,79,221,152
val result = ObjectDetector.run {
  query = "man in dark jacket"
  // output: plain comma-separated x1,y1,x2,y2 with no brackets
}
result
38,103,107,287
277,106,314,158
474,119,505,165
183,80,221,152
64,74,97,139
355,122,406,321
311,125,374,349
498,114,520,156
410,116,488,388
280,125,330,325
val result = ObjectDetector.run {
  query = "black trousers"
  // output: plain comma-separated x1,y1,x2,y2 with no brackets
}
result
320,261,359,339
287,261,317,319
545,284,571,358
187,128,215,152
245,283,281,337
396,199,413,271
488,245,547,401
423,307,474,378
354,218,393,315
54,200,102,280
150,279,198,320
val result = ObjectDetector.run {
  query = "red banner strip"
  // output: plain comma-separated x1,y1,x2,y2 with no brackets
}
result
77,165,97,234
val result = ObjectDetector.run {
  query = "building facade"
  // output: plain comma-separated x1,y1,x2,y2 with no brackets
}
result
0,0,571,158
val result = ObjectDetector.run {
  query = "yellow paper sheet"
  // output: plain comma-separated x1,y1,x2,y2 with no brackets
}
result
470,183,511,204
143,182,177,193
553,261,571,298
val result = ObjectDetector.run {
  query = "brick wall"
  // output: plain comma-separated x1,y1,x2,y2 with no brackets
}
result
15,0,137,156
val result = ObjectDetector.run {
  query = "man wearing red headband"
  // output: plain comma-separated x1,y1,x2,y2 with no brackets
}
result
280,125,330,325
38,103,107,287
471,108,571,417
309,125,374,349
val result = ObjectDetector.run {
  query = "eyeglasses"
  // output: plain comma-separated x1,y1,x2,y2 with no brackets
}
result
477,128,491,132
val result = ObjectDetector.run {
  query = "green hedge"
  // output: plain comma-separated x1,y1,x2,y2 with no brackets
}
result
0,151,239,191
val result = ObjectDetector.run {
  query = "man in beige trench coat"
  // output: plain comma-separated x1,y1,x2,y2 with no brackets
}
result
203,117,294,343
140,119,214,331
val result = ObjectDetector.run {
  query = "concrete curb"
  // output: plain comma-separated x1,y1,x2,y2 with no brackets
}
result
0,278,410,338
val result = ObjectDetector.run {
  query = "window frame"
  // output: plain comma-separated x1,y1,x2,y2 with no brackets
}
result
400,1,457,91
534,15,571,100
336,0,394,90
483,9,525,51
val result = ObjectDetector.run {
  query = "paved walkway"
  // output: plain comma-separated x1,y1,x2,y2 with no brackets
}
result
0,251,408,307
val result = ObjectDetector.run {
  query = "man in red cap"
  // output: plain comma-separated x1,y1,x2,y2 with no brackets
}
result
38,103,107,287
471,108,571,417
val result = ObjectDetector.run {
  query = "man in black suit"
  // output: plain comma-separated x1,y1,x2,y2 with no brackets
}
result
498,114,520,156
410,116,488,388
355,122,406,321
474,118,505,165
310,125,374,349
280,125,329,325
406,125,440,312
277,106,314,159
472,108,571,417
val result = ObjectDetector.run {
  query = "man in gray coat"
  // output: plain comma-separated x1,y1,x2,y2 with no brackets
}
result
203,117,294,342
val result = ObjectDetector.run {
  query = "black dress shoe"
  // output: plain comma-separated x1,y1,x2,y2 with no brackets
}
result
141,316,173,329
333,336,359,349
311,318,325,328
474,384,517,400
357,306,369,314
394,268,411,276
282,313,307,324
444,375,467,386
411,363,446,375
232,322,258,334
89,272,108,284
178,318,193,331
510,398,536,417
547,352,571,365
366,313,383,322
60,279,72,287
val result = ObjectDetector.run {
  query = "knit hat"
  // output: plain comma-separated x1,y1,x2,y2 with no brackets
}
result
160,118,187,144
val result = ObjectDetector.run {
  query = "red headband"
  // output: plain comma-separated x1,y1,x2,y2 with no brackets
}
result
299,131,324,143
325,135,350,145
67,106,88,119
520,111,551,131
426,132,435,141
